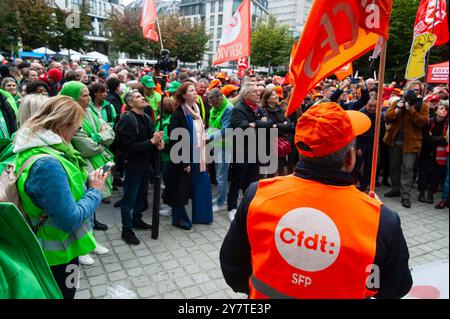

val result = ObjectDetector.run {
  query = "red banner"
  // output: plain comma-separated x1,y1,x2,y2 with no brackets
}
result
141,0,159,42
426,61,449,83
414,0,449,46
213,0,251,66
286,0,393,116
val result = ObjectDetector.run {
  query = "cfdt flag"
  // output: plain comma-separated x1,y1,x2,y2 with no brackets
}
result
141,0,159,42
288,41,298,85
237,57,249,77
213,0,251,66
405,0,449,80
286,0,393,116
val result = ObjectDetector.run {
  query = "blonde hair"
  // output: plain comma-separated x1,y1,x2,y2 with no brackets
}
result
18,94,50,127
21,96,84,135
406,81,423,92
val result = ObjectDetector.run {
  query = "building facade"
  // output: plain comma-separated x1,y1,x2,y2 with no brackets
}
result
157,0,181,15
267,0,312,38
48,0,125,54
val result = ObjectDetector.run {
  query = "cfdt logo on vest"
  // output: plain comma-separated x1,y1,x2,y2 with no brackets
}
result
275,208,341,272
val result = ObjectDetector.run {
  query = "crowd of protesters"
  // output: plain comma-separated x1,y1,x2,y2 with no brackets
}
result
0,55,448,298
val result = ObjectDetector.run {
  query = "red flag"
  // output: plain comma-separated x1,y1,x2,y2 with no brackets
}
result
141,0,159,42
286,0,393,116
414,0,449,46
288,41,298,85
213,0,251,66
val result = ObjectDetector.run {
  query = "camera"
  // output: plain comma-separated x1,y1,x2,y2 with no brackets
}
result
156,49,178,75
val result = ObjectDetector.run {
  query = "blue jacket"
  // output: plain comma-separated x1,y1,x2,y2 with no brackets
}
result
25,157,103,233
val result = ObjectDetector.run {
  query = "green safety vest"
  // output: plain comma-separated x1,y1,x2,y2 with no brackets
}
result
15,146,96,267
146,91,162,123
89,100,117,128
197,96,206,122
0,89,18,115
155,113,171,163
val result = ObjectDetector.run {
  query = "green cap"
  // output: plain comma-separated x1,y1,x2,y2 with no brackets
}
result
141,75,156,89
167,81,181,93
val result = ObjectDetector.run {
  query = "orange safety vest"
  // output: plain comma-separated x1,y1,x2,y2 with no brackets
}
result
247,175,382,299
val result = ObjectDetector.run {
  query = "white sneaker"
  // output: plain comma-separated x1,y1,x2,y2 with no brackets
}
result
93,243,109,255
212,198,218,205
213,204,227,213
228,209,237,222
79,254,94,266
159,204,172,216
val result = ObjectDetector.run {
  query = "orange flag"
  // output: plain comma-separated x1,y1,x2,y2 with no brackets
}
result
334,62,353,81
286,0,393,115
141,0,159,42
288,41,298,85
414,0,449,46
213,0,251,66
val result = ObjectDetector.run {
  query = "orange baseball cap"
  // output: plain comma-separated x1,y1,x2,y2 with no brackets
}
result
209,79,222,90
273,86,284,99
295,102,371,158
221,84,239,97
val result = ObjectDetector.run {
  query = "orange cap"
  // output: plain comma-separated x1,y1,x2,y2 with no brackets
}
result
216,72,226,79
221,84,239,97
273,86,284,99
295,102,371,158
209,79,222,90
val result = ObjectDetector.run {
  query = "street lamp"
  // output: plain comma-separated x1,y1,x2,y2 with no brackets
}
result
6,35,14,61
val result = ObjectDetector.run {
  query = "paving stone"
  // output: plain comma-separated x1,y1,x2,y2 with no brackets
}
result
88,274,108,286
92,284,108,298
126,267,146,277
100,255,120,264
137,286,158,298
162,259,180,270
131,276,152,288
108,270,128,282
85,266,105,277
156,280,178,294
104,263,123,273
117,251,136,261
75,289,92,299
175,276,195,289
155,252,173,262
163,291,184,299
123,259,140,269
182,286,203,299
192,273,210,284
140,255,157,265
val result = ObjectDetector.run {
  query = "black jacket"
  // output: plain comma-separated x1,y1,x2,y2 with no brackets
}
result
231,99,274,162
116,111,156,171
163,107,192,207
0,94,17,137
220,161,413,299
106,92,123,120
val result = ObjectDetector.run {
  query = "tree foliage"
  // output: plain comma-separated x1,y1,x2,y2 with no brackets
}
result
251,16,294,70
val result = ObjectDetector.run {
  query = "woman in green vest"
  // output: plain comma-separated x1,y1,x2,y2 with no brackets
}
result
13,96,108,299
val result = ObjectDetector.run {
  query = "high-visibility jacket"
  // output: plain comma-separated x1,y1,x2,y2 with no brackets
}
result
247,175,381,299
15,146,96,266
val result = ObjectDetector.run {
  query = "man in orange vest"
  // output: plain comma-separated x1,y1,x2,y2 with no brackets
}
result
220,102,412,299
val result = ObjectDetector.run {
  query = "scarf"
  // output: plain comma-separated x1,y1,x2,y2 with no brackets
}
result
243,98,258,113
182,103,207,172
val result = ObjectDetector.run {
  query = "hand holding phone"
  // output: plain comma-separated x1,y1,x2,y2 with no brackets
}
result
101,162,115,175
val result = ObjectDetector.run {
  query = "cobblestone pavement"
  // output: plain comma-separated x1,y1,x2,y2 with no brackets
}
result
75,185,449,299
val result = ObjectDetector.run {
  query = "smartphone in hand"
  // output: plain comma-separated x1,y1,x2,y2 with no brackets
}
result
101,162,115,175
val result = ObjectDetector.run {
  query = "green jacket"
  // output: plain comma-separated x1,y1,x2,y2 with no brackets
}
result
89,100,117,128
0,203,63,299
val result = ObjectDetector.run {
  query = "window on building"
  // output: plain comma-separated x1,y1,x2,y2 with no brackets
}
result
72,0,81,5
219,0,224,12
210,15,215,26
209,41,214,51
211,1,215,13
217,27,222,39
218,14,223,25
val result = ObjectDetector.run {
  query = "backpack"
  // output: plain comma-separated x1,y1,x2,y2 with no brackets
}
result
115,111,153,147
0,154,50,232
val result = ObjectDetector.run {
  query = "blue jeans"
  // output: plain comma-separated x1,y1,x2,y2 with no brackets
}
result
121,169,151,232
215,162,230,206
443,158,449,201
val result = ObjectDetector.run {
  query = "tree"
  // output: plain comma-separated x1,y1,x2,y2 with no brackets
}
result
108,8,159,59
251,16,294,72
51,0,92,53
159,14,209,64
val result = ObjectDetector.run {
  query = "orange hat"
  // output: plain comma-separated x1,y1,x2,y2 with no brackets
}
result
273,86,284,99
209,79,222,90
221,84,239,97
295,102,371,158
216,72,226,79
383,100,389,107
312,92,323,99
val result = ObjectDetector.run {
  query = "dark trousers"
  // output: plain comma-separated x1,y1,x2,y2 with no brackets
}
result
354,143,374,189
419,154,447,193
378,141,390,182
227,163,259,211
121,169,151,232
50,257,79,299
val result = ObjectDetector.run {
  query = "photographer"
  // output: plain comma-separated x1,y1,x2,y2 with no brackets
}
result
383,81,429,208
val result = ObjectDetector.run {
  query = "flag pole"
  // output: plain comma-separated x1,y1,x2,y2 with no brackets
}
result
156,16,164,50
422,0,439,96
369,38,388,198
